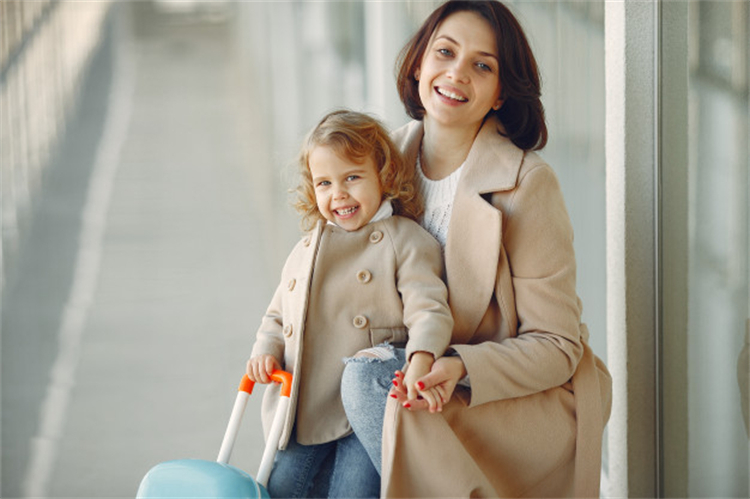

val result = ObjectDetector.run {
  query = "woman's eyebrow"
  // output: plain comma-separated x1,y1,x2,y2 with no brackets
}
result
435,34,498,61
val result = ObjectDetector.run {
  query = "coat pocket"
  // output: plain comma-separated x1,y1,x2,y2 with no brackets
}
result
369,327,408,347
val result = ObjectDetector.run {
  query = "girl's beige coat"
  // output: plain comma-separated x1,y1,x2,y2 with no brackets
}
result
381,117,613,498
252,216,453,448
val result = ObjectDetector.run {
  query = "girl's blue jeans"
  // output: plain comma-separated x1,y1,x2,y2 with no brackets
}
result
267,429,379,498
267,347,404,498
340,346,406,475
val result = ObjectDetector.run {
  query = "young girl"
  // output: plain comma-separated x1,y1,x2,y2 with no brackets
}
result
246,110,453,498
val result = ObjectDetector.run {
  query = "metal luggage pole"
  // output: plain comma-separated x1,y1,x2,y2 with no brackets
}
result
217,371,293,487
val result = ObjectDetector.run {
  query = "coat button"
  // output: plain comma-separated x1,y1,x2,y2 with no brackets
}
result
303,236,311,247
352,315,369,329
369,231,383,244
356,270,372,284
288,278,296,291
283,324,293,337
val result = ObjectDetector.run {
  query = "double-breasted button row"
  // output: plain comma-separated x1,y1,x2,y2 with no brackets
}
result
283,324,293,337
352,315,369,329
356,270,371,284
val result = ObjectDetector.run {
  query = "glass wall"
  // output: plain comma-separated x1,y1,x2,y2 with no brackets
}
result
663,1,749,496
685,0,748,495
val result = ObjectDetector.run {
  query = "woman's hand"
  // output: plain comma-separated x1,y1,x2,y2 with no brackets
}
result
246,354,281,384
390,355,467,413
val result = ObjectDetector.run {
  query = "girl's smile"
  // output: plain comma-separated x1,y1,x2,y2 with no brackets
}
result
334,206,359,217
308,145,383,232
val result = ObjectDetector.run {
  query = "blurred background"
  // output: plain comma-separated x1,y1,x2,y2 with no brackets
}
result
0,1,747,497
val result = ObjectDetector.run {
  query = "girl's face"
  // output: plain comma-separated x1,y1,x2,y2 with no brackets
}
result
417,11,502,132
309,145,383,232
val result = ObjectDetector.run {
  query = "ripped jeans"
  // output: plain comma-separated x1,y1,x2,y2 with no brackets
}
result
341,345,406,474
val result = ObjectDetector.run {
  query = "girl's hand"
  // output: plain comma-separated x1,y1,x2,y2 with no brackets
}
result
390,355,467,413
246,354,281,384
403,352,434,401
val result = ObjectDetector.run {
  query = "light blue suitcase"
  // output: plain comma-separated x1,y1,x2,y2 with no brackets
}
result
136,371,292,498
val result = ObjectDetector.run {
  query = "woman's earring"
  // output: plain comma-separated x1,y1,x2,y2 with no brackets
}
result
492,101,502,111
414,70,420,81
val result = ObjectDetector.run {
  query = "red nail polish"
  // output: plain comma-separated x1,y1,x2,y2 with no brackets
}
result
390,393,397,398
417,381,425,390
403,403,411,408
392,379,399,387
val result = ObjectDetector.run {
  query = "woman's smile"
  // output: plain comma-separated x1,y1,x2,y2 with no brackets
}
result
435,86,468,103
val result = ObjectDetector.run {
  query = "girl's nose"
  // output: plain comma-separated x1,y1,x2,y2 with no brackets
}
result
333,186,348,199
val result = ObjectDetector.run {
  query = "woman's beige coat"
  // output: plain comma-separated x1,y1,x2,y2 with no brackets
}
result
251,216,453,448
381,117,612,498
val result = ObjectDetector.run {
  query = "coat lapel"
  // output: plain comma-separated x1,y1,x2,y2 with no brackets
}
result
395,117,525,342
444,117,525,342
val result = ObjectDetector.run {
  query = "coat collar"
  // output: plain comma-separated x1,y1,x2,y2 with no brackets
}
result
395,115,524,197
396,116,526,341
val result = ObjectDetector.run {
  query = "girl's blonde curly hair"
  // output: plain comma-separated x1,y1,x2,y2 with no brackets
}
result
293,110,423,231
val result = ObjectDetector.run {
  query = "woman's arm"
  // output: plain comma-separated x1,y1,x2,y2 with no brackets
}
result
396,162,586,411
454,162,585,407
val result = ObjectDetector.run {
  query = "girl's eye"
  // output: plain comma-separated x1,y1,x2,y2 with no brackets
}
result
317,180,330,187
437,48,453,57
346,175,359,181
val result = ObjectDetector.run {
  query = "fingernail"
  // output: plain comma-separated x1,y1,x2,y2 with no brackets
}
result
392,379,399,387
416,381,425,390
403,403,411,408
390,393,397,398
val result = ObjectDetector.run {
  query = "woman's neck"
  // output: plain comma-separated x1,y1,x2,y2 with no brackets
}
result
420,119,481,180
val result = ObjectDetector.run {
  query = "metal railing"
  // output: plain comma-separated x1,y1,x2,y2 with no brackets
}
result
1,0,112,285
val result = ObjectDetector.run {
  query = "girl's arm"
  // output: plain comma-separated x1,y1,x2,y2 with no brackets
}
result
402,351,435,400
248,280,286,379
388,219,454,409
389,220,454,362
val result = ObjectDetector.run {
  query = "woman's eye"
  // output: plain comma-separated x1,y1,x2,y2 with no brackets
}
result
437,48,453,57
476,62,492,72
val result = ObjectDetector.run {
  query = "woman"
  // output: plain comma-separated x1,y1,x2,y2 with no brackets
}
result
340,1,612,497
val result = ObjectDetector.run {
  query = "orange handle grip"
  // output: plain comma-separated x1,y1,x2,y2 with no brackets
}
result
239,370,293,398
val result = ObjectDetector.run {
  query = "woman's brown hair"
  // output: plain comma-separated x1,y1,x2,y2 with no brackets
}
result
294,110,423,231
396,0,547,151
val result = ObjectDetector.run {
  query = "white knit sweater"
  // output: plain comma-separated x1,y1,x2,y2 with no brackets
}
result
416,155,464,248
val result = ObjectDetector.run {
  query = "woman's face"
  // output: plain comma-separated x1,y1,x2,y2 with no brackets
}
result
417,11,502,132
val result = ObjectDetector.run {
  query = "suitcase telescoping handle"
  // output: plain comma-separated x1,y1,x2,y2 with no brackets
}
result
216,370,293,488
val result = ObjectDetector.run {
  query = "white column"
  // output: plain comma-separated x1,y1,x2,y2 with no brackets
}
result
605,1,658,497
363,1,411,127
